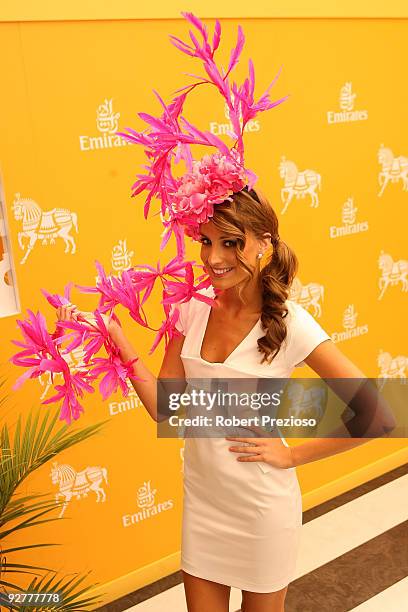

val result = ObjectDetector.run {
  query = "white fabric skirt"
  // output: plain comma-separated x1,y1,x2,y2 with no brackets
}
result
181,437,302,592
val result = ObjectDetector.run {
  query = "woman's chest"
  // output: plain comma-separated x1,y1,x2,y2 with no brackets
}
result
200,311,260,364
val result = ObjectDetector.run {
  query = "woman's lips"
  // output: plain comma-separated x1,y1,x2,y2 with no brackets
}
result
210,266,234,278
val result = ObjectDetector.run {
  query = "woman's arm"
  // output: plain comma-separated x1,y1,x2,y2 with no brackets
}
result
289,340,397,468
108,322,187,423
227,342,396,469
108,323,157,420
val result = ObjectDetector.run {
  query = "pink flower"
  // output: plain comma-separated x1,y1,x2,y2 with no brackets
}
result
10,310,65,389
162,262,215,308
91,355,141,401
42,369,95,423
76,261,120,313
41,282,74,309
171,152,247,236
149,307,182,354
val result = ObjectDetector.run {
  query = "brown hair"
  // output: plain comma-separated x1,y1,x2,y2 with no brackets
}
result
210,187,298,364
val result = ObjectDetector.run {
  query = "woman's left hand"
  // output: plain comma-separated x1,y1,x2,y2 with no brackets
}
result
226,427,294,469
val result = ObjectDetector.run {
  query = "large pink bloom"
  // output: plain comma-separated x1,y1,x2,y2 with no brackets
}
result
171,152,247,239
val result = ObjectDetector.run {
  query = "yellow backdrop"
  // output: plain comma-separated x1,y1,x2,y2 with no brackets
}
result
0,13,407,606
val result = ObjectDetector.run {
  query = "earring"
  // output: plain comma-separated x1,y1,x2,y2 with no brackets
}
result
257,252,263,259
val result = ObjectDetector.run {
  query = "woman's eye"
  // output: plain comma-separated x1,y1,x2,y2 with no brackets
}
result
199,238,236,247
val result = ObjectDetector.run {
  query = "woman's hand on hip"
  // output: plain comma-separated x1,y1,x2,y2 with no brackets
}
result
225,427,294,469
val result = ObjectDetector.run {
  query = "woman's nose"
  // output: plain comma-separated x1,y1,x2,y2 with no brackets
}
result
207,247,224,266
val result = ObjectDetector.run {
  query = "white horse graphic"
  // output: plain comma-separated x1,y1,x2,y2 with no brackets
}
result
287,382,326,421
12,193,78,264
377,350,407,390
50,462,108,518
377,145,408,197
279,157,321,214
289,277,324,318
378,251,408,300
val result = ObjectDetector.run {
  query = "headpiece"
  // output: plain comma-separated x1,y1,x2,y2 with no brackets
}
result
119,12,287,256
10,13,287,423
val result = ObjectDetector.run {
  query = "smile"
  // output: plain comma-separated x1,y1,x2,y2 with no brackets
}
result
210,266,234,277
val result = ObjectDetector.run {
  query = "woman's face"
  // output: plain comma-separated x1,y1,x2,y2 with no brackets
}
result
199,220,266,289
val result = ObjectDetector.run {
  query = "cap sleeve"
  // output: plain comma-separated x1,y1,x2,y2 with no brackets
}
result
283,301,331,368
169,300,190,336
170,286,215,337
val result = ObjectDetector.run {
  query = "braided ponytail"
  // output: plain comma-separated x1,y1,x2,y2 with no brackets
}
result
258,238,298,364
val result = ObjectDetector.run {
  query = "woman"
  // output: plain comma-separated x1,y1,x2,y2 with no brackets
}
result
58,187,393,612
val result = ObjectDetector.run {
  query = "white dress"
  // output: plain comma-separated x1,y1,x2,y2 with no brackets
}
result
174,287,331,593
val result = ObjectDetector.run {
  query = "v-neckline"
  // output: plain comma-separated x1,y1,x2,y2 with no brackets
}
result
198,301,262,365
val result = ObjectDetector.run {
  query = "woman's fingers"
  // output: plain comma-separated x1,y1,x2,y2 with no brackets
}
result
56,304,78,322
229,445,261,454
55,306,116,335
68,304,78,319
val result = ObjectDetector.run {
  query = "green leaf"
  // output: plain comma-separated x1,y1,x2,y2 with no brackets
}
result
2,562,53,571
0,577,26,590
1,498,61,527
1,543,59,555
0,505,63,540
